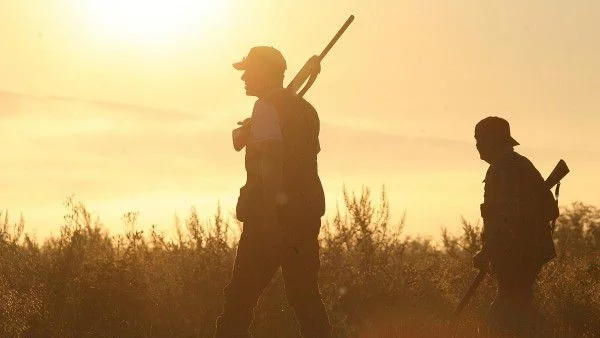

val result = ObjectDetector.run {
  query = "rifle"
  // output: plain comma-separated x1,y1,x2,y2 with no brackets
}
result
546,159,570,231
287,15,355,97
453,159,570,317
453,267,487,316
232,15,355,151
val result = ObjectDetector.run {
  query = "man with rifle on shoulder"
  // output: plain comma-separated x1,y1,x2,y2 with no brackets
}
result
471,116,564,335
214,15,354,338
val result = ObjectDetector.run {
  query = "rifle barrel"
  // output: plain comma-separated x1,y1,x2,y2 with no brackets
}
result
454,268,487,316
319,15,355,60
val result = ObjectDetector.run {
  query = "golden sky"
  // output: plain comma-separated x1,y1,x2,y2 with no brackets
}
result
1,0,599,240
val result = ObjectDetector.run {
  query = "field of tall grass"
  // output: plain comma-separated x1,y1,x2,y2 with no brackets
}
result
1,188,599,337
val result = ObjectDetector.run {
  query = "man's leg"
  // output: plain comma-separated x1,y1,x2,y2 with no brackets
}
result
214,223,282,338
489,263,541,336
281,216,331,338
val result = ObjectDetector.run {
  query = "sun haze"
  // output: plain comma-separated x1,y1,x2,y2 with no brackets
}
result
74,0,228,47
1,0,599,240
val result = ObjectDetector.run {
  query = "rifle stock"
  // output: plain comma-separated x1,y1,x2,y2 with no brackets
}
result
546,159,570,190
286,56,320,96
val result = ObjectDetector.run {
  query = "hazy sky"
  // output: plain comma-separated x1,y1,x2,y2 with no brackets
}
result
1,0,598,240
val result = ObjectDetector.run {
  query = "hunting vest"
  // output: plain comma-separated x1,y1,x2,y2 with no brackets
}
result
236,89,325,222
480,150,558,266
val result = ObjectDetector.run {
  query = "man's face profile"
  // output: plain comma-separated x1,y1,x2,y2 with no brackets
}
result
475,134,494,164
240,66,270,97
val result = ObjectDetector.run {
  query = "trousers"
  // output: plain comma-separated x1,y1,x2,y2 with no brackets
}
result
488,260,542,336
214,211,331,338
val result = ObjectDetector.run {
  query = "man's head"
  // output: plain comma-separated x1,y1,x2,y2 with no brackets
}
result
474,116,519,163
233,46,286,97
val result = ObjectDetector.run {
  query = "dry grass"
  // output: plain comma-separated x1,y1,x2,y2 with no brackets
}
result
0,189,598,337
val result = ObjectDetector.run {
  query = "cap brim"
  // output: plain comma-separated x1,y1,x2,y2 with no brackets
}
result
232,59,246,70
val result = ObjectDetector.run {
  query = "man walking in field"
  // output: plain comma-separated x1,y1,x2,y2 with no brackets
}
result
214,46,331,338
473,116,559,335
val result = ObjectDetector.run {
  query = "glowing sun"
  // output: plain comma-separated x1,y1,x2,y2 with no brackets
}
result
81,0,227,45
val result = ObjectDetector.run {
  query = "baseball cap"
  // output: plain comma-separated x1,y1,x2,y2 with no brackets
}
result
233,46,287,73
475,116,520,146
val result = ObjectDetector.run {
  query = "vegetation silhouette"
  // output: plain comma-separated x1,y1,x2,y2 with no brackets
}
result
0,189,598,337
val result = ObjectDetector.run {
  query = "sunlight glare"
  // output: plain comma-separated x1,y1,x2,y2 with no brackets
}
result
81,0,227,45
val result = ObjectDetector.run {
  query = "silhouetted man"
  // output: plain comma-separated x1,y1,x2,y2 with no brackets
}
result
473,116,558,335
214,46,331,338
